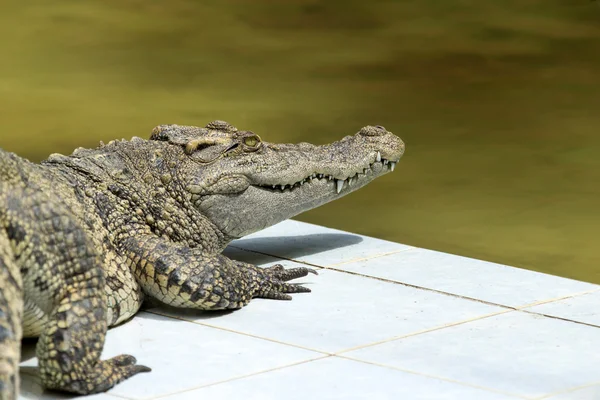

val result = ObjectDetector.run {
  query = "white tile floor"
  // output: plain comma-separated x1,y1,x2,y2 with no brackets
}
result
18,220,600,400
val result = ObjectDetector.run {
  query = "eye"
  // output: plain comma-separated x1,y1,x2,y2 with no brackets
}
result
243,135,261,149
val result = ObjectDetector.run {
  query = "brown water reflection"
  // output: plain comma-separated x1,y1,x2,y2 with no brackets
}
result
1,1,599,281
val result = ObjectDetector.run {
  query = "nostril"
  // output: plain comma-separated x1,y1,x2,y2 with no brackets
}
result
375,125,386,130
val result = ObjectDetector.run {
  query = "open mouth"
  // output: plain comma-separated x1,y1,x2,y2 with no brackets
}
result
256,151,398,194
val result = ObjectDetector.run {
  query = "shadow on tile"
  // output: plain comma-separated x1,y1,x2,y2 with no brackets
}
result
222,246,286,265
139,305,237,321
230,233,363,259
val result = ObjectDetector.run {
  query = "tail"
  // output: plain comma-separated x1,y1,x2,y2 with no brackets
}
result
0,196,23,400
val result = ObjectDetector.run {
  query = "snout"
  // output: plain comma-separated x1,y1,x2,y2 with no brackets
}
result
357,125,405,162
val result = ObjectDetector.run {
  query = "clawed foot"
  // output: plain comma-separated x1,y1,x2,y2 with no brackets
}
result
255,264,318,300
83,354,151,394
43,354,151,395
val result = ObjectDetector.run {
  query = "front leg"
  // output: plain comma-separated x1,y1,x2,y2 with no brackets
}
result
121,235,316,310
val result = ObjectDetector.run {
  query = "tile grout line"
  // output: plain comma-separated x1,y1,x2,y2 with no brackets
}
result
148,355,332,400
145,309,333,355
515,287,600,310
520,309,600,329
335,308,515,355
320,265,519,310
534,378,600,399
337,355,528,399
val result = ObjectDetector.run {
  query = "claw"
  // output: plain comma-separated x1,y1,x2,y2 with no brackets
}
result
281,283,311,294
134,365,152,373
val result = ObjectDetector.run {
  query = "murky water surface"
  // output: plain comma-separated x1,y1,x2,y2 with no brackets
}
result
1,1,599,281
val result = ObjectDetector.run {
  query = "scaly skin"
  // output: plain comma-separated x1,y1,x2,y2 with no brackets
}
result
0,121,405,398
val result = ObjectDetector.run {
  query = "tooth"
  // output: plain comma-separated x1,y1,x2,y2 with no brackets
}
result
300,181,304,185
376,151,381,162
390,162,396,172
383,159,388,165
336,179,344,194
272,185,277,189
328,176,333,180
312,173,316,178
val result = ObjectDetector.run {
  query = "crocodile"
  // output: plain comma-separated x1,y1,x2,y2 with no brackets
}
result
0,121,405,398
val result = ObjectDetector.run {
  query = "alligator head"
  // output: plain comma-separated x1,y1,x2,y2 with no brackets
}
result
150,121,405,239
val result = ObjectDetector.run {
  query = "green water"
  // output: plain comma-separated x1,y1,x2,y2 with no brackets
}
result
1,1,599,282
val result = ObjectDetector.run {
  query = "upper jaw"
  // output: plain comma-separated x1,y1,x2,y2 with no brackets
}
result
251,124,405,191
253,150,400,194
